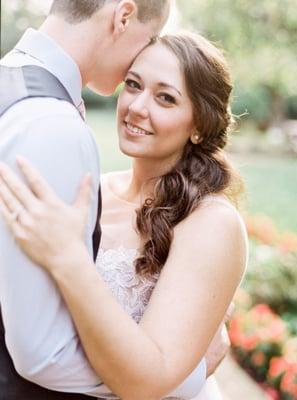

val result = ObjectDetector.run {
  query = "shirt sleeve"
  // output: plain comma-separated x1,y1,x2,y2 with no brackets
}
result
0,103,117,397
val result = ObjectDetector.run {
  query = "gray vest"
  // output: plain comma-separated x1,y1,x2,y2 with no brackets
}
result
0,65,101,400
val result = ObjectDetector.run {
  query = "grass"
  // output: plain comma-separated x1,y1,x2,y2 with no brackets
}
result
230,154,297,232
86,108,297,233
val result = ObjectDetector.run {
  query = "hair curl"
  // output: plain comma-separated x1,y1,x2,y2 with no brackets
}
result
135,33,243,276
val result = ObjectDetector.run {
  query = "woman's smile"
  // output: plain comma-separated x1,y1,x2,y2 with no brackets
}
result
124,121,154,137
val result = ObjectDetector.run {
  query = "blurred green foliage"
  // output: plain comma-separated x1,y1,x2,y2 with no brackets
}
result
1,1,46,55
177,0,297,126
244,241,297,328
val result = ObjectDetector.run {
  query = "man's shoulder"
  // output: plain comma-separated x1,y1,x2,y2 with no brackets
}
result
2,96,80,123
0,97,93,142
0,97,99,168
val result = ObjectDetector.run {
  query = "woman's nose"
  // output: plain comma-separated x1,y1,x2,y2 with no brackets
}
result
128,92,149,119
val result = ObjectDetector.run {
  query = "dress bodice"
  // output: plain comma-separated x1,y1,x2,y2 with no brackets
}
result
96,171,160,324
96,246,159,323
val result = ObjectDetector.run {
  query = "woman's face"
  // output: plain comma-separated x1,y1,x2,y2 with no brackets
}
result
117,42,195,165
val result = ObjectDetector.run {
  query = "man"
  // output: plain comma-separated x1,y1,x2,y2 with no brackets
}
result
0,1,170,398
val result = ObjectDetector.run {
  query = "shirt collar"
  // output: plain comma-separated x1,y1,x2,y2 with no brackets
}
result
15,28,82,107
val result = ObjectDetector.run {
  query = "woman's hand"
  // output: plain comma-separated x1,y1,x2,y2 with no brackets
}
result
205,302,234,377
0,157,93,273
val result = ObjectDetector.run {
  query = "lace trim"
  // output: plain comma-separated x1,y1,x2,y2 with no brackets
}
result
96,247,159,323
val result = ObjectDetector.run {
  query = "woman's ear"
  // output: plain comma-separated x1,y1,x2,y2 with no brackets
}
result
113,0,137,39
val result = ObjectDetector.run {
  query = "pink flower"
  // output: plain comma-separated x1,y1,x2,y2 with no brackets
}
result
252,304,272,316
241,334,260,351
280,364,297,397
278,231,297,253
268,357,288,379
245,215,279,245
263,386,279,400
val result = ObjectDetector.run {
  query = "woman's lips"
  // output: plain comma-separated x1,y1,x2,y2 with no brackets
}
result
124,121,153,136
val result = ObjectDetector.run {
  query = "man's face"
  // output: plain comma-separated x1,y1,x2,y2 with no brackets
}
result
88,3,170,96
109,18,164,92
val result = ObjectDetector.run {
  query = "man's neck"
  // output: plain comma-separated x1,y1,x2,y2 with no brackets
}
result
39,16,97,86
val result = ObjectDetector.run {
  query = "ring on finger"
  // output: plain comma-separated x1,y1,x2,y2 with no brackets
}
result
9,207,24,223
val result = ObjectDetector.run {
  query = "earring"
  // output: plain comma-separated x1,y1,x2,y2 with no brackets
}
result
190,131,200,145
192,134,199,144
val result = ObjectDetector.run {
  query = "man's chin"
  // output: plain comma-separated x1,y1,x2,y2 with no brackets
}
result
86,81,119,97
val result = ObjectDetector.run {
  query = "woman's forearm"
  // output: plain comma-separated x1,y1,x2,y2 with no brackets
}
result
51,244,169,400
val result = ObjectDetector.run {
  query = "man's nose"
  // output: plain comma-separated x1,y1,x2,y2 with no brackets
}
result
128,91,149,119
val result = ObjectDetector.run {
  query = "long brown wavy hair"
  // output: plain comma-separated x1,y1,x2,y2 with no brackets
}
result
135,32,243,276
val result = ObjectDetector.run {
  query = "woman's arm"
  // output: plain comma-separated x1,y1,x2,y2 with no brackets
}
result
0,160,247,400
50,204,246,400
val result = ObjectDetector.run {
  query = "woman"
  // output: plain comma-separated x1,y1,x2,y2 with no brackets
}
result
0,33,247,399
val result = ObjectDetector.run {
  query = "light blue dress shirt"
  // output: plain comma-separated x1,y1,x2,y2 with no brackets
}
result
0,29,206,399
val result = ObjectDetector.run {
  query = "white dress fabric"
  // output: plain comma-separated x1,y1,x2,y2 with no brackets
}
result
97,171,243,399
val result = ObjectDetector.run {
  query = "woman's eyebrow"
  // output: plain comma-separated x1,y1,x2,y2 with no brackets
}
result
128,70,182,97
127,71,142,80
157,82,182,97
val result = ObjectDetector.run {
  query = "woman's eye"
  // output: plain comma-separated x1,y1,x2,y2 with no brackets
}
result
159,93,176,104
125,79,140,90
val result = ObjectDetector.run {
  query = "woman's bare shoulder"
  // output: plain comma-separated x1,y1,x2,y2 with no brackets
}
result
172,196,248,275
177,195,246,235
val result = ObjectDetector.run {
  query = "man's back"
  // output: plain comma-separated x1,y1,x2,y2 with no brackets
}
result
0,30,115,399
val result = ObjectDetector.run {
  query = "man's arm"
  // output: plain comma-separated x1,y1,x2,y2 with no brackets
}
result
0,100,114,396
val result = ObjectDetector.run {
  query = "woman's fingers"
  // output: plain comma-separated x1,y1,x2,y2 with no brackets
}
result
0,197,14,223
0,181,32,229
0,162,40,211
74,173,93,213
0,179,24,214
0,198,28,243
16,156,56,202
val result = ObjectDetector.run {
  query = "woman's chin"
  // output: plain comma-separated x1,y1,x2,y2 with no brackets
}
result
119,146,142,158
118,142,148,159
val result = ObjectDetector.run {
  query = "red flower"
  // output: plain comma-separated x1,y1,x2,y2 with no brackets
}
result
268,357,288,379
241,334,260,351
280,364,297,397
228,304,288,352
252,304,272,315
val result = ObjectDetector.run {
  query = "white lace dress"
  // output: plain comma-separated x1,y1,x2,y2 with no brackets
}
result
96,172,226,400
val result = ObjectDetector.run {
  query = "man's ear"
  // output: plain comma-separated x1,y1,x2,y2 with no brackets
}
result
113,0,137,38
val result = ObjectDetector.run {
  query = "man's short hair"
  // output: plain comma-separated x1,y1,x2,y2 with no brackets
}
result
50,0,169,24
